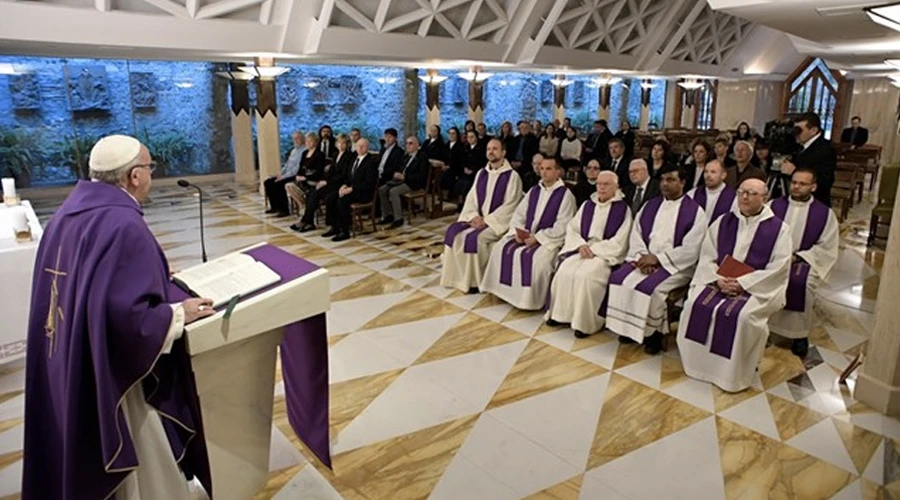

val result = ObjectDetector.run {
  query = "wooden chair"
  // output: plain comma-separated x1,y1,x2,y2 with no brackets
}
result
350,189,378,235
831,166,856,222
869,166,900,246
401,164,435,221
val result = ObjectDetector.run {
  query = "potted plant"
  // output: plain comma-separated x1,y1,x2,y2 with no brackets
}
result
139,130,192,177
0,127,41,188
49,134,97,180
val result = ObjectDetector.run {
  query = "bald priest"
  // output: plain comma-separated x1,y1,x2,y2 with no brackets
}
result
22,135,216,499
441,138,523,293
677,178,792,392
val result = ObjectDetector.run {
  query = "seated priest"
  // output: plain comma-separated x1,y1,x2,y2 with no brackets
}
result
677,178,792,392
768,168,839,357
546,171,632,337
606,165,707,354
441,138,523,293
480,157,576,310
687,159,737,224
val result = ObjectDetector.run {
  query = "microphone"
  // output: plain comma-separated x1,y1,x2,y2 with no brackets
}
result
177,179,208,263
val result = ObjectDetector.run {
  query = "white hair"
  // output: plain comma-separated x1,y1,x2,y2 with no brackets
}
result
597,170,618,186
734,140,754,155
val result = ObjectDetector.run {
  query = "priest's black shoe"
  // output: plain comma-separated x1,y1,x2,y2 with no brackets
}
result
265,208,279,214
574,330,589,339
618,335,636,344
299,224,316,233
322,228,338,238
467,287,479,294
390,219,405,228
377,215,394,225
546,319,561,327
332,232,350,242
643,331,663,355
791,338,809,358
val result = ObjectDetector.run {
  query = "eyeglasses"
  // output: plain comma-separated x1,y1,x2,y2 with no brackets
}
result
736,189,763,197
134,162,157,174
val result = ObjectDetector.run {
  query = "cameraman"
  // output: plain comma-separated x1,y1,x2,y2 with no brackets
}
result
780,112,836,207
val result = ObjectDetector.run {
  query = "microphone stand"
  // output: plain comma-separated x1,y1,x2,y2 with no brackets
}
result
178,180,208,263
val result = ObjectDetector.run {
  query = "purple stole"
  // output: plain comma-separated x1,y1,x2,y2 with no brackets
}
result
443,168,513,253
691,185,736,224
683,212,783,359
607,196,699,296
770,197,829,312
499,185,567,287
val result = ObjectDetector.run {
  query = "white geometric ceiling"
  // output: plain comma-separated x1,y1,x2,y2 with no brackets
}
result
668,2,754,66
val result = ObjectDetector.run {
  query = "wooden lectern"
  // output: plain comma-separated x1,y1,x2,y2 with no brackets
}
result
180,243,330,500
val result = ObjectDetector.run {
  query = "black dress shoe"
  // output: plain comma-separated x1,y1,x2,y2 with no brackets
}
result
299,224,316,233
322,228,338,237
467,287,479,294
377,216,394,225
643,331,663,355
390,219,405,228
332,232,351,242
574,330,589,339
546,319,561,327
289,223,302,231
618,335,636,344
791,338,809,358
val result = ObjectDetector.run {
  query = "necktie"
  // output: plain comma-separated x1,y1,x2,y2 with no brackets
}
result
612,158,618,172
405,154,415,172
850,128,857,145
324,141,329,156
632,186,643,214
351,157,360,178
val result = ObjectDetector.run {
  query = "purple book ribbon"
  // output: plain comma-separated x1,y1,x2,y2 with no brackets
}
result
692,186,736,224
443,169,513,253
683,213,782,359
499,185,566,287
170,244,333,468
770,197,829,312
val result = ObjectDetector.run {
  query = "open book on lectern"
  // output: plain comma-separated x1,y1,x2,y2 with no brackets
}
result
172,252,280,308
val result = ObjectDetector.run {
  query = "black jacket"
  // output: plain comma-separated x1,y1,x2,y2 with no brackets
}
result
840,127,869,147
344,153,379,202
509,134,539,170
298,149,327,183
622,179,660,214
398,151,430,190
422,136,445,162
377,143,405,184
318,137,337,160
461,143,486,181
444,140,466,178
585,129,613,160
572,179,595,207
615,129,636,159
328,151,355,189
793,135,837,207
603,155,631,189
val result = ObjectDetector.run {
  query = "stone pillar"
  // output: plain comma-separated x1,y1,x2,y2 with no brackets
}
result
228,71,255,185
639,80,652,130
254,57,281,195
663,81,678,129
854,193,900,416
424,69,442,131
403,69,418,140
467,73,485,124
597,85,611,121
553,75,566,124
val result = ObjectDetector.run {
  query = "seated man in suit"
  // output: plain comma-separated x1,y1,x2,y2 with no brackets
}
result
687,159,736,224
377,128,405,184
606,165,707,353
521,153,543,192
509,121,539,176
604,138,631,188
726,141,767,189
323,139,378,242
480,157,576,310
546,171,632,338
585,120,613,162
779,112,837,207
377,136,428,228
677,178,792,392
767,168,839,357
840,116,869,148
441,138,523,293
622,159,659,214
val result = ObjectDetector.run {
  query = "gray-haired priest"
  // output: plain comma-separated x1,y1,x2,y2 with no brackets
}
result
480,157,575,309
677,178,792,393
545,171,632,338
767,167,839,357
441,138,523,293
605,165,707,354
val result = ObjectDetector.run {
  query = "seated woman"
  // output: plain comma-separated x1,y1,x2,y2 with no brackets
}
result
559,126,583,169
647,139,672,178
452,130,486,208
292,133,353,232
285,132,326,221
539,123,560,158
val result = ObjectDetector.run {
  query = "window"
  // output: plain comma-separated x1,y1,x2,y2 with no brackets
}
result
785,58,839,139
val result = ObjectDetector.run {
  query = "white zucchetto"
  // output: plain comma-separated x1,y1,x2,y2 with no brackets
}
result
89,135,142,172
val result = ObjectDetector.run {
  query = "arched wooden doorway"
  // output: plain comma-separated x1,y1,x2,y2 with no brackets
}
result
782,57,848,139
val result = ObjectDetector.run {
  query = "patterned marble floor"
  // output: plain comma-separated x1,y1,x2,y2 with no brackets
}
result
0,181,896,500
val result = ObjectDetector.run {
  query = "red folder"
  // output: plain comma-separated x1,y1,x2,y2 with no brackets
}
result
515,228,531,241
718,255,754,279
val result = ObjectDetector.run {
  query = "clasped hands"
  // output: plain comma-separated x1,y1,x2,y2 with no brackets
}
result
632,253,660,275
514,234,538,246
716,278,744,296
339,185,353,197
578,245,595,259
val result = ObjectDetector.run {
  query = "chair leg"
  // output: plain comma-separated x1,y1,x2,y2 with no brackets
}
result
868,214,879,246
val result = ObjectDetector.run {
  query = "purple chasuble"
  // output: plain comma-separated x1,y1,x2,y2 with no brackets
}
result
499,185,567,287
691,185,736,224
770,197,830,311
683,212,783,358
22,181,212,500
443,168,514,254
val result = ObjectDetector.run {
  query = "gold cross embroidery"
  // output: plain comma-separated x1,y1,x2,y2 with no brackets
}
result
44,246,67,358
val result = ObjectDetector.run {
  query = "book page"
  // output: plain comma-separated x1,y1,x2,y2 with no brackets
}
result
174,253,256,289
190,261,281,307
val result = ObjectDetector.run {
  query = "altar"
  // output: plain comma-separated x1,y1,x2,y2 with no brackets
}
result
0,201,43,362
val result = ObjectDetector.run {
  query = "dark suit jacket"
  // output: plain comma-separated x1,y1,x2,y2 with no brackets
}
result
572,179,595,207
615,130,636,159
444,140,466,178
398,151,429,190
461,143,486,181
422,137,445,162
347,153,379,202
509,134,539,170
585,129,613,160
319,137,337,160
622,179,660,214
682,159,706,190
378,144,405,184
328,151,355,189
603,155,631,189
793,136,837,206
725,164,767,190
840,127,869,147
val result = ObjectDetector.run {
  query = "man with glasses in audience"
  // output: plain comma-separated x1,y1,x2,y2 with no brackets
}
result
377,136,428,228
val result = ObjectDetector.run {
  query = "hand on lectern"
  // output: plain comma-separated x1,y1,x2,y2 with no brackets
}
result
183,298,215,324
